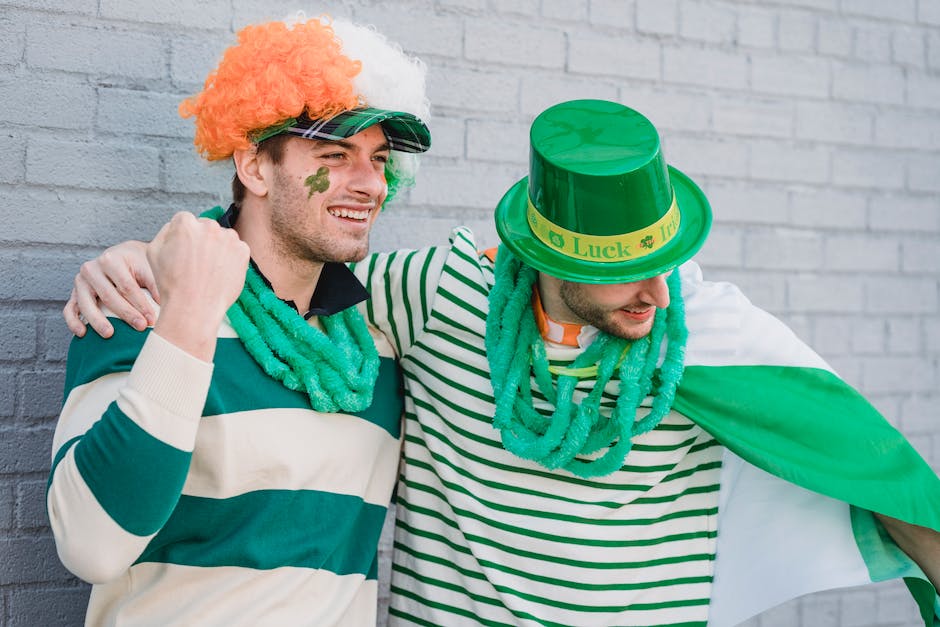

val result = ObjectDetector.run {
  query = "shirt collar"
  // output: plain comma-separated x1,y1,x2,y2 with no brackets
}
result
218,204,370,319
531,287,599,348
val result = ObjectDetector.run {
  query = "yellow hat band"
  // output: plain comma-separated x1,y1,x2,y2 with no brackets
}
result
526,196,681,264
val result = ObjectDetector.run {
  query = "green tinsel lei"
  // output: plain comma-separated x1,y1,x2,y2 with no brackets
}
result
484,247,688,478
226,263,380,413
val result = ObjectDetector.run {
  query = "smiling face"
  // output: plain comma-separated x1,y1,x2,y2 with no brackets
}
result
551,272,672,340
262,124,390,265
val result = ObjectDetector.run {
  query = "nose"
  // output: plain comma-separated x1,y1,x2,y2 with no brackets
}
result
348,155,388,202
637,273,671,309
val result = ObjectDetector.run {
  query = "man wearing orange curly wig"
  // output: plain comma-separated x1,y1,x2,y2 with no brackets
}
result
47,16,430,625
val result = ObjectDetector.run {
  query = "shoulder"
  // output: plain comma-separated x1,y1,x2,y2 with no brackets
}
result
355,227,492,290
441,227,497,291
66,317,152,393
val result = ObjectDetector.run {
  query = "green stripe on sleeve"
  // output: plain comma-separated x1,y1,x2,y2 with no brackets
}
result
399,250,417,348
425,327,487,358
380,250,405,355
441,263,488,299
63,323,148,398
138,490,386,578
353,247,442,356
74,402,191,536
438,285,487,320
360,253,380,330
417,248,435,331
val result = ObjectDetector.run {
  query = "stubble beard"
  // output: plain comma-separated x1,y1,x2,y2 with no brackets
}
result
558,282,656,341
268,175,372,265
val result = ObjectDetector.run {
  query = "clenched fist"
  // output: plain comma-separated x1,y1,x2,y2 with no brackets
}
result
150,212,250,361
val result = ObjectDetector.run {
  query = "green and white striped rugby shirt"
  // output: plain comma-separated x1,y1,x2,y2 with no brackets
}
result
49,305,405,625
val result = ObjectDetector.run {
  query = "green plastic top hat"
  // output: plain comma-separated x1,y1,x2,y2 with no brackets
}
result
494,99,711,284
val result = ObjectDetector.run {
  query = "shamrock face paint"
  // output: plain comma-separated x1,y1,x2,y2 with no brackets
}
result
305,166,330,198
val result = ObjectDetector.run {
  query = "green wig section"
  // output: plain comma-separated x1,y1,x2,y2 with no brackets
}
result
383,152,417,207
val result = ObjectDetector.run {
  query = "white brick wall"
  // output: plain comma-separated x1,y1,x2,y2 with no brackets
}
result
26,23,166,77
2,1,937,626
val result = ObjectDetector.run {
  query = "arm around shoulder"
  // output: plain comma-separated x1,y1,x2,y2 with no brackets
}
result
65,240,158,338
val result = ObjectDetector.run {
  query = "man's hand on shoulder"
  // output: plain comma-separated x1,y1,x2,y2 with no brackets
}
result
149,212,249,361
65,240,157,339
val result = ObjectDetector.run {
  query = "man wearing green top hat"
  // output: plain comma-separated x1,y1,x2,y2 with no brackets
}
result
65,99,939,626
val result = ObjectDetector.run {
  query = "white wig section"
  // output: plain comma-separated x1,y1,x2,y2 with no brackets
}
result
332,18,429,201
330,18,430,121
284,12,430,202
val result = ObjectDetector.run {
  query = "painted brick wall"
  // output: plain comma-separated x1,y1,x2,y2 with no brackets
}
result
1,0,937,625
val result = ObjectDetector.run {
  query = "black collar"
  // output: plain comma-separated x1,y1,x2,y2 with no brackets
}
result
218,204,370,319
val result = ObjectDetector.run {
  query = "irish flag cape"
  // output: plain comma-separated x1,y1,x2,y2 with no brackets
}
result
672,263,940,626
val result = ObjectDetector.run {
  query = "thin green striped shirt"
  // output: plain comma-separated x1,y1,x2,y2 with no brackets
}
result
356,229,721,627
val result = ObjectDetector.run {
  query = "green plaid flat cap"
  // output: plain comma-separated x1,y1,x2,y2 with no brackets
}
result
254,107,431,153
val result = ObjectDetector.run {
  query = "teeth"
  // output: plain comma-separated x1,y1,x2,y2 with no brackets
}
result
328,208,370,220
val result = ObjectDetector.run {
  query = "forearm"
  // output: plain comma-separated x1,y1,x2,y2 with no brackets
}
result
876,513,940,591
48,332,213,583
153,303,225,361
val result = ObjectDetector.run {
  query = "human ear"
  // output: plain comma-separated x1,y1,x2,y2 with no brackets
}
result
232,146,269,198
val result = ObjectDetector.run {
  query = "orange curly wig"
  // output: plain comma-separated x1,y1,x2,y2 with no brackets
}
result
179,19,361,161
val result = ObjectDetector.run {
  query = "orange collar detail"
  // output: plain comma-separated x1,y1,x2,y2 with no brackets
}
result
532,288,587,347
484,246,592,348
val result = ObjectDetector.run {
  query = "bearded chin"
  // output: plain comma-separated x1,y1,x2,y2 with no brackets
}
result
343,242,370,263
273,223,372,265
604,318,655,341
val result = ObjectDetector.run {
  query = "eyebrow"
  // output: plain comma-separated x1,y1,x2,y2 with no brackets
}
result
312,138,391,153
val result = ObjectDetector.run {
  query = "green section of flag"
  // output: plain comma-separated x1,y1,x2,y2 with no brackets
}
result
674,365,940,530
674,364,940,625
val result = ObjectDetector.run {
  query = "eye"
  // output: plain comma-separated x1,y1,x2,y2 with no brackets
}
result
372,153,389,164
321,152,346,161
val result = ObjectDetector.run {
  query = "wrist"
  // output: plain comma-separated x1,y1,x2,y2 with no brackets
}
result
153,302,225,362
